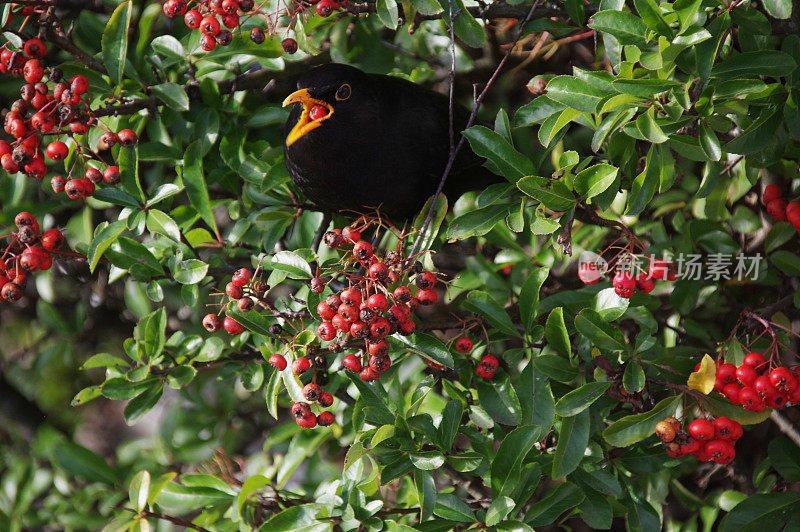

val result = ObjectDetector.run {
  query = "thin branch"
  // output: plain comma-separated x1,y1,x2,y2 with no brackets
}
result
409,0,544,257
117,507,211,532
770,410,800,448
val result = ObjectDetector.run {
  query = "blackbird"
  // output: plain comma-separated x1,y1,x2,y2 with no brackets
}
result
282,63,501,219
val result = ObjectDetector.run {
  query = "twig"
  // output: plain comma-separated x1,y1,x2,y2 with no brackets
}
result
409,0,544,257
117,507,211,532
770,410,800,448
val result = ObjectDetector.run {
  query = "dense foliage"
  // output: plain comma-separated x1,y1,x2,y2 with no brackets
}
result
2,0,800,530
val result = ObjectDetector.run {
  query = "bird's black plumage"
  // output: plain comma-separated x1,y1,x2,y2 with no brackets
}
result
283,63,501,219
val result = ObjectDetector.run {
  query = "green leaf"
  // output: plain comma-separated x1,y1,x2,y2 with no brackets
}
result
475,377,522,425
463,290,517,336
183,140,219,235
699,121,722,161
770,250,800,275
633,0,673,37
703,393,771,425
519,268,549,332
129,470,150,513
552,408,591,479
768,438,800,481
554,382,611,417
412,193,448,252
724,108,781,155
545,76,608,114
622,363,645,393
124,385,163,425
157,483,233,514
635,108,669,143
414,470,437,521
227,308,272,336
491,425,542,498
610,79,681,98
151,35,185,61
574,164,618,198
463,126,534,180
434,492,476,522
409,0,442,14
151,82,189,111
447,203,509,241
271,250,312,279
53,442,118,485
88,220,127,273
534,354,579,383
391,332,454,368
545,308,571,357
517,178,576,210
93,188,141,208
765,222,797,253
101,0,132,86
377,0,399,28
574,309,627,351
763,0,793,18
711,51,797,79
539,108,581,147
718,492,800,532
237,475,269,518
603,395,680,446
146,209,181,242
589,10,649,48
525,482,585,526
173,259,208,284
437,399,463,450
135,308,167,360
409,451,445,470
486,496,516,527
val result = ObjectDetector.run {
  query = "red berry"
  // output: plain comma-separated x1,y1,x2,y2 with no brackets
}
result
269,353,287,371
318,392,334,407
200,16,221,35
223,317,244,334
648,259,672,280
743,352,765,369
317,301,337,321
342,354,362,372
232,268,251,287
185,9,202,28
118,129,138,147
687,419,714,441
612,271,636,298
41,228,64,250
226,282,243,299
281,38,298,55
366,293,388,312
416,289,437,305
297,413,317,428
740,386,765,412
309,104,327,121
51,175,66,193
24,38,47,58
788,206,800,229
1,282,22,302
635,273,655,294
680,437,701,455
342,226,361,243
350,320,369,338
704,439,735,464
415,271,437,290
341,288,362,306
368,263,389,282
203,313,221,332
762,184,781,205
393,285,412,303
317,411,335,426
359,366,379,381
303,383,323,402
722,382,742,405
716,363,736,384
367,340,389,357
735,364,757,387
369,354,391,373
769,366,797,393
23,59,44,83
353,241,373,260
103,166,121,184
398,319,415,336
64,179,84,199
316,0,335,16
767,199,788,221
99,131,119,150
577,262,602,284
292,357,311,375
713,417,742,442
369,317,391,338
456,337,473,353
753,375,775,397
250,28,266,44
200,34,217,51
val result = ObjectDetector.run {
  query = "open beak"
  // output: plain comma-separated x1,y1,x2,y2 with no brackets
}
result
282,88,334,146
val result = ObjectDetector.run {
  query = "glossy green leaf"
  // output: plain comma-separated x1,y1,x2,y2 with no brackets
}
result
491,425,542,498
555,382,611,417
101,0,132,86
463,290,517,336
552,408,590,479
603,395,681,446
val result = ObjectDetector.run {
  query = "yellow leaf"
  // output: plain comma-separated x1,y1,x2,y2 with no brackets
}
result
687,354,716,394
591,347,601,358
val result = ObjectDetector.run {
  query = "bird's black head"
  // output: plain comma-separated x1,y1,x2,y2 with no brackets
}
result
282,63,376,148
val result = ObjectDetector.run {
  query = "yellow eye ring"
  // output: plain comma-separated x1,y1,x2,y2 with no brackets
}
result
336,84,351,101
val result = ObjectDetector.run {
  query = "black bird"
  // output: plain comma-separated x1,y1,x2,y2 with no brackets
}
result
282,63,501,219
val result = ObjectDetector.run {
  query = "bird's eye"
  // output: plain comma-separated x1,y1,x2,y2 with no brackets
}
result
335,84,351,101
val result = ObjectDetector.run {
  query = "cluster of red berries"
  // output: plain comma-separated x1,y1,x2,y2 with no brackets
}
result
712,353,800,411
203,267,268,335
762,184,800,233
0,34,138,199
304,224,443,383
579,257,677,299
1,212,65,303
656,415,742,463
271,355,336,428
161,0,342,55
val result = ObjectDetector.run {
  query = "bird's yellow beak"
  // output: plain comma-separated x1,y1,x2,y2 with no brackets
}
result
282,89,334,146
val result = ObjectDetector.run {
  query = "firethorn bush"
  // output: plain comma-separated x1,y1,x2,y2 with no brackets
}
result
3,0,800,530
